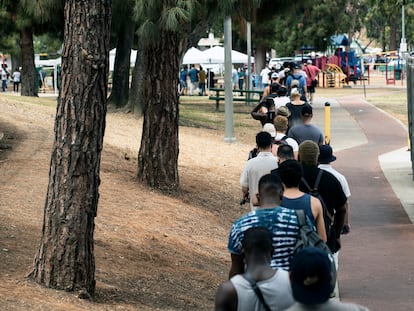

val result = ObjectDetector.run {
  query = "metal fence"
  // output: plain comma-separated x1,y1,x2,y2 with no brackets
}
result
407,56,414,179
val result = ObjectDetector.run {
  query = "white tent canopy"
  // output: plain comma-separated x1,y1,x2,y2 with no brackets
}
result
200,46,254,64
35,49,137,72
182,47,206,65
182,46,254,65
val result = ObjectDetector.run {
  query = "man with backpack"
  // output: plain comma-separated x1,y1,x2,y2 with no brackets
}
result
286,64,307,100
279,159,327,242
229,174,303,276
297,140,347,257
274,115,299,159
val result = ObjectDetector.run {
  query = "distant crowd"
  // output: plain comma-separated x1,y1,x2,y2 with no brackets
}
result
1,64,21,93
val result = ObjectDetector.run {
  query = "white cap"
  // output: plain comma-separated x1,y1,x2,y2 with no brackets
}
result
262,123,276,137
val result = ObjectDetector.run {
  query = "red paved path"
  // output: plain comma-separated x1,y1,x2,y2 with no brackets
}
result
334,96,414,310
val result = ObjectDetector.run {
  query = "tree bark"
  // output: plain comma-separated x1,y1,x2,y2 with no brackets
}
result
29,0,111,297
107,17,135,108
389,18,398,51
137,31,180,193
255,45,267,73
20,26,37,96
128,45,146,116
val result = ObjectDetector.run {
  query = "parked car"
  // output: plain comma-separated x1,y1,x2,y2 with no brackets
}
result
269,57,294,70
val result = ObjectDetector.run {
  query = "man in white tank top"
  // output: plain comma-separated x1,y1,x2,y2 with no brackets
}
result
215,227,294,311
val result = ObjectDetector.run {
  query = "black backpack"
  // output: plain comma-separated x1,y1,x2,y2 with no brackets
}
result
294,209,337,293
274,135,289,146
301,170,336,249
294,209,332,254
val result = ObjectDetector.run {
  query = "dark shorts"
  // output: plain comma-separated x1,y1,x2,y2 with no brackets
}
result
307,85,316,93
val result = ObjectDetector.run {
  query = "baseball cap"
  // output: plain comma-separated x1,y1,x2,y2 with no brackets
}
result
301,105,313,117
290,247,332,305
271,72,279,79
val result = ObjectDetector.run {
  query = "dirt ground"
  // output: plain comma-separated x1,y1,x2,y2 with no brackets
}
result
0,75,407,310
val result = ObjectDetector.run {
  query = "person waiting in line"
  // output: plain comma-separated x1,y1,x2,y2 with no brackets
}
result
273,86,291,109
229,174,305,275
303,60,321,104
278,159,327,241
251,97,277,126
286,88,310,128
274,115,299,159
215,227,295,311
288,105,324,146
240,132,278,210
261,72,280,100
318,144,352,234
285,247,369,311
297,140,347,278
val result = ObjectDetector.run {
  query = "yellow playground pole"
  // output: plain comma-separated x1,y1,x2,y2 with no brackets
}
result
324,102,331,145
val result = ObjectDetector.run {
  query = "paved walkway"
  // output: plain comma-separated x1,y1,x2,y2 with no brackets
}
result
312,93,414,310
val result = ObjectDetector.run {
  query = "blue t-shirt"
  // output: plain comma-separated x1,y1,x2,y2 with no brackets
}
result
180,69,187,81
189,68,199,83
228,207,300,271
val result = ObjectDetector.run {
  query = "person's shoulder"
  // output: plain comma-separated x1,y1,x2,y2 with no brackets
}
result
327,299,370,311
319,169,344,190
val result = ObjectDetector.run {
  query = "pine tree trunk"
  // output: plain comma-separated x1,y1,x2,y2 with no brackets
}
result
29,0,111,297
107,19,135,108
20,26,37,96
389,18,398,51
137,31,180,193
129,44,146,116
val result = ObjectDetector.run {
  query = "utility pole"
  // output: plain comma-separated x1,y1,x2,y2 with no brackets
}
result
224,16,236,143
246,21,252,106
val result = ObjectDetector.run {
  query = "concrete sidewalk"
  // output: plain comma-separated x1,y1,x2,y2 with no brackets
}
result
311,93,414,310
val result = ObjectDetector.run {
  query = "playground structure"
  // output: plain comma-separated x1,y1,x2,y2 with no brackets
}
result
305,35,405,88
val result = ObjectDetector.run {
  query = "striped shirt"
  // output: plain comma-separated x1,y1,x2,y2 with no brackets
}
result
228,206,300,271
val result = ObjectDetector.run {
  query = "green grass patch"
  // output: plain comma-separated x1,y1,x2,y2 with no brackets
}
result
0,94,57,108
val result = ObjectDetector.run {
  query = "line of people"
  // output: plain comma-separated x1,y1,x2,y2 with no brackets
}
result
260,60,321,105
215,95,360,309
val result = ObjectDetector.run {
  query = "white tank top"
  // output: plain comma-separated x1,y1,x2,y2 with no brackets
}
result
230,270,295,311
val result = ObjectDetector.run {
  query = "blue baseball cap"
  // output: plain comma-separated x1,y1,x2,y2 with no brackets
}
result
290,247,333,304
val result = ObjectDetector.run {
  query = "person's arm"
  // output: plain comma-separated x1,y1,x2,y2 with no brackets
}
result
310,196,327,242
229,253,244,278
318,131,324,145
335,202,346,231
241,185,249,201
215,280,238,311
343,200,350,233
261,86,270,100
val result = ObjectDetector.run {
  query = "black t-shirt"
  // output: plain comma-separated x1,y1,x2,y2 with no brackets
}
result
286,102,310,128
299,166,347,215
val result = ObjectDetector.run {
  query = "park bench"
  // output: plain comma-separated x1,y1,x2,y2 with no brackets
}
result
209,88,263,111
